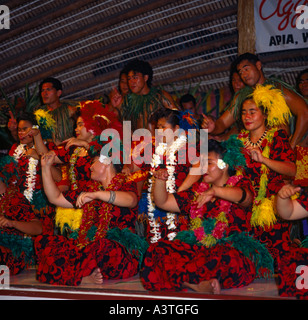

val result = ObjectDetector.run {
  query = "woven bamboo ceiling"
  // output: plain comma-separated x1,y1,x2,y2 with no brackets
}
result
1,0,307,101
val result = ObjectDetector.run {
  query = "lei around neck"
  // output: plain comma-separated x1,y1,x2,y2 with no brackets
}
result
13,144,38,202
189,175,243,248
147,135,187,243
238,128,277,228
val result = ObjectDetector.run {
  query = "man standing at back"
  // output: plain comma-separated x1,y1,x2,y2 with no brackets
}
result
122,59,177,134
38,77,77,145
202,53,308,149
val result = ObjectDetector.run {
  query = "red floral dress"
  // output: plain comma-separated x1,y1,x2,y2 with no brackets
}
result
239,129,296,268
140,177,262,292
0,191,39,275
278,190,308,299
0,143,54,275
137,140,199,243
34,174,142,286
53,145,92,190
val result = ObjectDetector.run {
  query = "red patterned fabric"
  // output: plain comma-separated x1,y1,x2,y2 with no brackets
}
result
54,145,92,190
35,235,138,286
241,129,296,267
175,176,254,235
242,129,295,196
137,140,198,242
0,190,39,275
34,176,139,286
278,190,308,299
278,248,308,299
294,146,308,187
298,190,308,210
63,176,138,233
0,143,55,274
0,246,26,276
141,240,256,291
140,176,256,291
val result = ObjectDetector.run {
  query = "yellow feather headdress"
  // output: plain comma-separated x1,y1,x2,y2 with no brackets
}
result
251,84,292,127
34,109,56,140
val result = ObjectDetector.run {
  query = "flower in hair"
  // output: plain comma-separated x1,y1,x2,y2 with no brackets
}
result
99,155,111,165
217,159,227,170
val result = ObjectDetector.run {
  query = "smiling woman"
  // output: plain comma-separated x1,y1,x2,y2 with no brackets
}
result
241,99,267,136
34,149,145,287
139,138,273,294
0,112,58,275
30,99,123,191
238,84,296,272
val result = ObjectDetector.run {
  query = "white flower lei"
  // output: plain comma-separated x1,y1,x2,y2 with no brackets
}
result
13,144,39,202
148,135,187,243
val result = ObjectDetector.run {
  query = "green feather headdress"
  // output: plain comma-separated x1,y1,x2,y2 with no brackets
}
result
221,135,246,171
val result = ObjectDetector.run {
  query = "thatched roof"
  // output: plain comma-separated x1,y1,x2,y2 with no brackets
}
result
0,0,307,102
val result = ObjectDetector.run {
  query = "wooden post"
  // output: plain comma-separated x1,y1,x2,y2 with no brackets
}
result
237,0,256,54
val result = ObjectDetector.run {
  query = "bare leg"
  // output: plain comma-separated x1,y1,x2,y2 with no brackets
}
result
81,268,103,285
183,279,221,294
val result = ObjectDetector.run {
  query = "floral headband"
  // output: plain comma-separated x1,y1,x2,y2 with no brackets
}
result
78,100,123,137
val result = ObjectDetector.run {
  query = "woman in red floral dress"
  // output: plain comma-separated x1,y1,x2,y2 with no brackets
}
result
135,108,201,244
34,151,146,286
276,184,308,299
31,100,123,191
237,85,296,270
0,112,59,275
140,138,273,294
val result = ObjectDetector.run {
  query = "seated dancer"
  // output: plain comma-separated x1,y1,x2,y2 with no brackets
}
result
35,150,147,286
276,184,308,299
140,138,273,294
202,53,308,149
134,108,201,243
30,99,122,189
29,99,123,237
237,84,296,270
0,112,60,275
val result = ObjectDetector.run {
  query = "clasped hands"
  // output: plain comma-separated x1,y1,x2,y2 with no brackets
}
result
153,168,215,208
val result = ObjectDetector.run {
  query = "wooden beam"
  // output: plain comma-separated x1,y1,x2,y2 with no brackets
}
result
0,0,26,9
62,34,237,96
66,47,308,98
237,0,256,54
156,63,231,87
0,0,97,42
159,49,308,87
3,5,238,94
2,0,175,71
260,49,308,64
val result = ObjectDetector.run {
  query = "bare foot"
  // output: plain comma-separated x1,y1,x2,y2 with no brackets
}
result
81,268,103,285
183,279,221,294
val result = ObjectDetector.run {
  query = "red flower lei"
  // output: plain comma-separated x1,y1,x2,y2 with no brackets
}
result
76,173,127,248
190,175,243,247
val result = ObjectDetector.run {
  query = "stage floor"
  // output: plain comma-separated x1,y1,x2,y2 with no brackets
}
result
0,268,294,300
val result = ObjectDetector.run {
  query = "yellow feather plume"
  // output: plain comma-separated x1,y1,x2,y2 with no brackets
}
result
191,217,202,230
252,84,292,127
251,197,276,228
201,234,217,247
55,207,83,233
34,109,56,131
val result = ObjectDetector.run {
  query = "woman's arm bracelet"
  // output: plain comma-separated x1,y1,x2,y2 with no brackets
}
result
236,187,247,204
107,190,116,204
